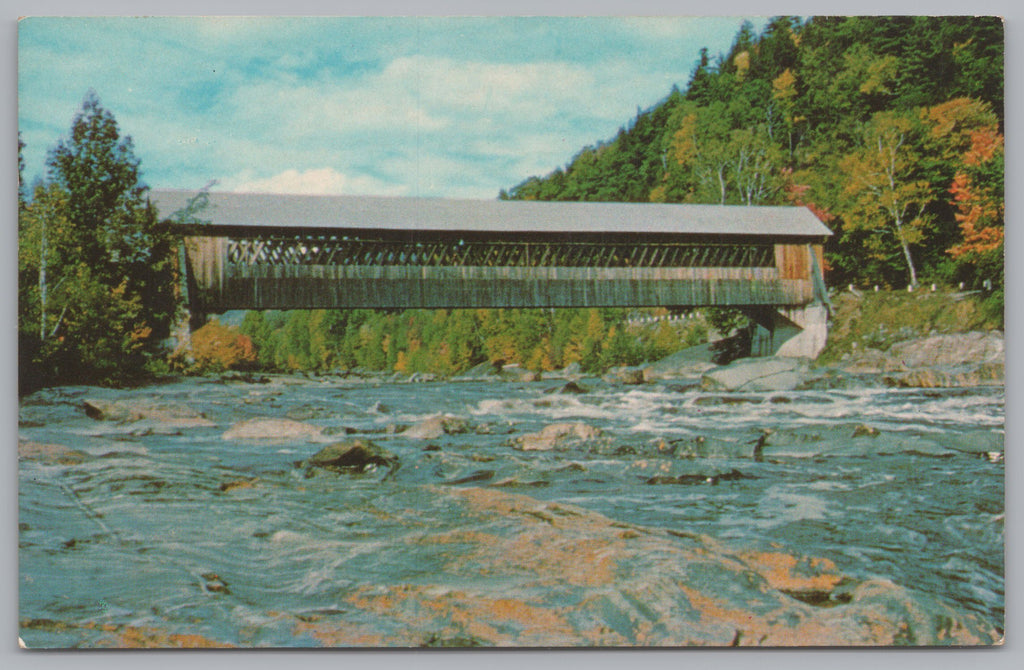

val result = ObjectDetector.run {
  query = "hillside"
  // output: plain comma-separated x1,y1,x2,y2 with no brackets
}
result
502,16,1004,303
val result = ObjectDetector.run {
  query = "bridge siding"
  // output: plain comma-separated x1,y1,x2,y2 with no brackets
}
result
184,238,823,311
196,263,811,310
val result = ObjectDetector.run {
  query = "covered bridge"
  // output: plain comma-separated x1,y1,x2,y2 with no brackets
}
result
152,190,832,356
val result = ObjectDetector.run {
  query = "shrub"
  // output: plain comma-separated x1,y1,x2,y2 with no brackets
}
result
186,320,258,373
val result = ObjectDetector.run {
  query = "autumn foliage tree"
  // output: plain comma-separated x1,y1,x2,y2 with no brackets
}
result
947,130,1004,259
186,319,258,373
923,98,1005,264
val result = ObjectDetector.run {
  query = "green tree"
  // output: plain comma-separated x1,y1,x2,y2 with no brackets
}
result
20,91,179,388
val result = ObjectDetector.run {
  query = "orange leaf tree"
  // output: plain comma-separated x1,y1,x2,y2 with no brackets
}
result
924,98,1004,262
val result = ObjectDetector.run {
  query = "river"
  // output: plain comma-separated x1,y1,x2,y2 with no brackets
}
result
18,372,1005,647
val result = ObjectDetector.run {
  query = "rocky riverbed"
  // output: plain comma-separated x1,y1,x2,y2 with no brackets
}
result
18,343,1004,648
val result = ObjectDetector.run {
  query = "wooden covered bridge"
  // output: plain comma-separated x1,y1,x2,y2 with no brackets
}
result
152,190,832,357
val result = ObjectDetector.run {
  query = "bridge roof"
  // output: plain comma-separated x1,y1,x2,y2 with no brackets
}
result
151,189,832,239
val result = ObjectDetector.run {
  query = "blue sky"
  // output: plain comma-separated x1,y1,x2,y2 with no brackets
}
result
18,15,769,199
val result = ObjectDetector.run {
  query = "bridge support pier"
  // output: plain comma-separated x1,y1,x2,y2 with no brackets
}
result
744,303,829,359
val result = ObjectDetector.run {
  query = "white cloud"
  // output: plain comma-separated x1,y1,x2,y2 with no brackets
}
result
220,167,408,196
19,16,763,199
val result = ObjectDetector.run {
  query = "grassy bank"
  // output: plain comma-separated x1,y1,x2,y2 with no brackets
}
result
817,288,1002,366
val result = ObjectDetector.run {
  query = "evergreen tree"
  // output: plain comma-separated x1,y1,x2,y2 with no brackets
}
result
19,91,179,388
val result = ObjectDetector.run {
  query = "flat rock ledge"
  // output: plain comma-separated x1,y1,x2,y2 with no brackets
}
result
292,487,1000,647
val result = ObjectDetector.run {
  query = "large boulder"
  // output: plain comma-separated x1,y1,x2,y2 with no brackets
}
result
458,361,535,382
545,381,590,395
701,357,811,392
303,439,397,475
298,487,1001,646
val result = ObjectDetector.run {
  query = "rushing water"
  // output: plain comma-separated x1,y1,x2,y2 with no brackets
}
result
18,373,1005,647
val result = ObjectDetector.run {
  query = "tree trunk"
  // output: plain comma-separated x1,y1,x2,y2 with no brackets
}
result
39,215,47,342
894,219,918,287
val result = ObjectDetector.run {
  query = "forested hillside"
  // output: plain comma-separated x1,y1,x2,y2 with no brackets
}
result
503,16,1003,301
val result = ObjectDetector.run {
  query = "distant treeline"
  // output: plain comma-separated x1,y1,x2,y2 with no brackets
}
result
182,308,714,376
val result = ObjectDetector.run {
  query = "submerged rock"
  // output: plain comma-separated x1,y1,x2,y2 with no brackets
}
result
222,418,323,441
658,433,768,460
219,478,260,493
852,424,880,438
646,468,752,485
441,469,497,486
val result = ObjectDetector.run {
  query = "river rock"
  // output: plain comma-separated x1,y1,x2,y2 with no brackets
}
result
701,357,810,392
545,381,590,395
840,332,1004,386
402,415,472,440
304,439,397,474
222,417,323,441
83,398,215,427
839,348,905,375
512,422,605,451
642,345,718,381
18,440,91,465
646,468,752,485
883,363,1004,388
889,332,1003,368
602,366,645,385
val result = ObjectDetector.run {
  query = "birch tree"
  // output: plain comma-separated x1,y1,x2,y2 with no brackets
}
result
838,111,933,286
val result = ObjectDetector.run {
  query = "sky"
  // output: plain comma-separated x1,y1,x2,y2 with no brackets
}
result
18,15,770,200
